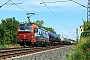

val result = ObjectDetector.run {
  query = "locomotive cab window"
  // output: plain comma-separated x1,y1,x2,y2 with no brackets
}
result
25,24,32,31
19,24,32,32
34,28,38,33
19,24,25,31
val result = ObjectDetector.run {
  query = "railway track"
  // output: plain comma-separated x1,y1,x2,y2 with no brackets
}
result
0,45,66,59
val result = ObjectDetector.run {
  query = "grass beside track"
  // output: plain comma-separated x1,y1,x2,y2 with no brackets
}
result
0,44,20,49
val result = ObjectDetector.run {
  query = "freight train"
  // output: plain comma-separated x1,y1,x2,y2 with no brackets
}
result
17,23,73,47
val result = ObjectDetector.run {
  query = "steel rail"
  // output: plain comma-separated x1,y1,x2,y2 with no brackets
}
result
0,45,67,59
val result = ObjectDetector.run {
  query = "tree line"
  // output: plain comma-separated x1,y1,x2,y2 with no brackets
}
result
0,17,56,45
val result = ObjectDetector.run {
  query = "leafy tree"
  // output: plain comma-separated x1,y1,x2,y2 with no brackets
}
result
32,20,56,33
0,24,6,45
0,17,19,45
32,20,44,27
43,26,56,33
68,38,76,42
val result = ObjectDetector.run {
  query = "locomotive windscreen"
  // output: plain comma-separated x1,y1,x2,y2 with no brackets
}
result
19,24,32,32
25,24,32,31
20,24,25,30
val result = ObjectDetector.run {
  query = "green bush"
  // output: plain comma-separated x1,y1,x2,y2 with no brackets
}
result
67,37,90,60
71,49,83,60
81,42,90,50
66,54,72,60
83,50,90,60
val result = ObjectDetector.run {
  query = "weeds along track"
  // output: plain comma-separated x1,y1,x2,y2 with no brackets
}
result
0,45,66,59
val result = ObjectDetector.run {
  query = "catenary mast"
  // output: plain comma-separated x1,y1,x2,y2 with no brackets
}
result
87,0,90,21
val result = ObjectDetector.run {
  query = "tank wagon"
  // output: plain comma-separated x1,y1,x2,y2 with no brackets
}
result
60,37,72,45
48,32,60,46
17,23,72,47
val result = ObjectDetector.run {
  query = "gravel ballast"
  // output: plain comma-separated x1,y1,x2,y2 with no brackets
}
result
5,45,73,60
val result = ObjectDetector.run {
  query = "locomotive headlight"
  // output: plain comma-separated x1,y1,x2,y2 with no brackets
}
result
31,35,34,38
17,36,19,38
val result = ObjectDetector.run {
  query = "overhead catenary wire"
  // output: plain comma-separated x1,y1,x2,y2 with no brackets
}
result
8,0,50,27
22,0,40,16
41,0,76,39
10,0,44,23
0,0,11,8
21,0,51,26
53,1,76,35
42,0,76,34
70,0,87,8
10,0,28,12
53,1,66,23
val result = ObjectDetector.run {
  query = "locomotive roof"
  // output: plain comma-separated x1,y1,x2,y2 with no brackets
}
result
20,23,32,25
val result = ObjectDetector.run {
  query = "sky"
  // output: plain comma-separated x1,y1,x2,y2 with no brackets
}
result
0,0,88,40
